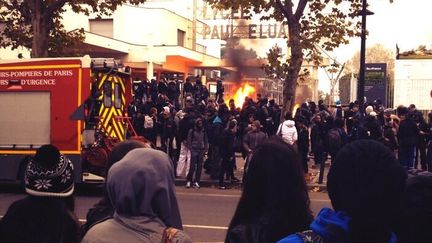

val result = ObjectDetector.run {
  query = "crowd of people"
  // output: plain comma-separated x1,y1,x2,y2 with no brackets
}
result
128,76,432,186
2,77,432,242
1,138,431,242
128,77,282,188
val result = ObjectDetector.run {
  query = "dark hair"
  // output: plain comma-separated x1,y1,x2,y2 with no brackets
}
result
227,137,312,242
106,140,147,173
284,111,293,120
327,140,407,243
0,196,80,243
397,105,408,116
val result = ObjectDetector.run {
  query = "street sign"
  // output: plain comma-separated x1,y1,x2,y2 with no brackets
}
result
364,63,387,106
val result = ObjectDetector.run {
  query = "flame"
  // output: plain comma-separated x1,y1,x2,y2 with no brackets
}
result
226,83,256,109
293,104,300,114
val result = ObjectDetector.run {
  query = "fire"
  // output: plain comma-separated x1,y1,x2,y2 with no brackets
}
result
293,104,300,115
226,83,256,108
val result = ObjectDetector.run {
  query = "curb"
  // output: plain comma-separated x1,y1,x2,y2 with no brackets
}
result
175,178,327,191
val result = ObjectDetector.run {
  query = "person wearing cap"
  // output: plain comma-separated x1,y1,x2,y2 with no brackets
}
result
160,106,176,160
334,100,343,119
363,111,383,140
0,144,80,243
365,105,374,116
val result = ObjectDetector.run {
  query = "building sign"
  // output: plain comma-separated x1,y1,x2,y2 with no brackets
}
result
364,63,387,106
0,69,76,87
198,4,288,40
202,24,288,40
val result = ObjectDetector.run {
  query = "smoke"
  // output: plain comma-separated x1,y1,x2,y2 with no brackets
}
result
224,38,245,83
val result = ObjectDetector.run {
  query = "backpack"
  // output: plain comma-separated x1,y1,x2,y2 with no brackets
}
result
327,128,342,150
144,115,154,129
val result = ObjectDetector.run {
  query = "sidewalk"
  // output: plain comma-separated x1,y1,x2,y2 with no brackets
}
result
174,154,330,191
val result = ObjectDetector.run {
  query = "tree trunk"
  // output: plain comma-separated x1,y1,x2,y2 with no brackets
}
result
283,22,303,118
30,1,49,57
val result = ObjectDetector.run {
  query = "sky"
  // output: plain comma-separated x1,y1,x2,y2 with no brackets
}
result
190,0,432,92
143,0,432,61
333,0,432,61
317,0,432,92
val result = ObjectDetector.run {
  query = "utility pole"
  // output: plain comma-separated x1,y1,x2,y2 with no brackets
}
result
357,0,373,111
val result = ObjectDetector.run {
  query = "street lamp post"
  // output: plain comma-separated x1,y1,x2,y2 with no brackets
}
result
357,0,374,112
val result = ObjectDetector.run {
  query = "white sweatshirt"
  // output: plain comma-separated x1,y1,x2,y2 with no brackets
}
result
278,120,298,145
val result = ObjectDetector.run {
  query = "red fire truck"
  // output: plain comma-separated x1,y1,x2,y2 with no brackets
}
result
0,56,133,183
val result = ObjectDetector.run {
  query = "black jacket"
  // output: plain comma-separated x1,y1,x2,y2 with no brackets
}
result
398,118,419,147
0,196,80,243
311,124,326,152
297,127,309,152
219,129,236,159
178,115,195,143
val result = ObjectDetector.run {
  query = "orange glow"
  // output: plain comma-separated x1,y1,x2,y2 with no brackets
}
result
226,83,256,109
293,104,300,115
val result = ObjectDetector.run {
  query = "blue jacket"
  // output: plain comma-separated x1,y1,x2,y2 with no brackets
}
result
277,208,397,243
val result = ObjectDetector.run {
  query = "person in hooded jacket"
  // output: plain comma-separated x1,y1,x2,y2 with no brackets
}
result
82,140,149,236
186,117,208,188
81,148,192,243
206,114,224,179
242,120,268,178
278,140,407,243
277,112,298,147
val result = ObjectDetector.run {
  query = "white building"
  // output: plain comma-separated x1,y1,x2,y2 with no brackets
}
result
394,57,432,110
1,0,224,81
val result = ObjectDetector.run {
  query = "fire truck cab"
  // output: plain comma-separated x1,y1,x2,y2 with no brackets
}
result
0,55,133,183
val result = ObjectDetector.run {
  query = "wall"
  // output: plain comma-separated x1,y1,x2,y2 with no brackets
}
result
62,4,197,50
394,59,432,109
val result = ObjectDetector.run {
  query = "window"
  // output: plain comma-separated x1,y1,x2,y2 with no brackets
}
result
0,92,50,147
103,82,112,107
114,83,121,109
177,29,185,47
89,19,113,38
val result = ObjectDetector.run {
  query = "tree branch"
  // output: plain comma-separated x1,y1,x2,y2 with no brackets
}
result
47,0,68,14
294,0,307,21
275,0,293,24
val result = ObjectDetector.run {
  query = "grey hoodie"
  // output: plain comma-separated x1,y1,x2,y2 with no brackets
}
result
82,148,192,243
